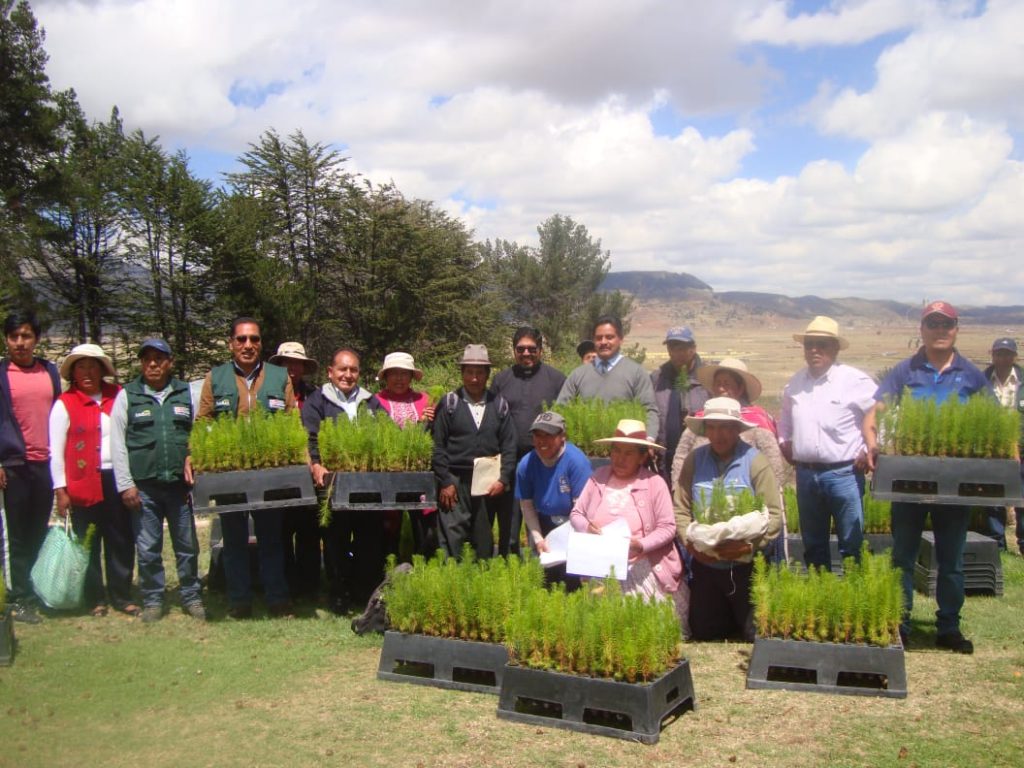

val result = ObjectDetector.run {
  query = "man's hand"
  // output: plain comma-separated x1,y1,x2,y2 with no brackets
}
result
184,455,194,485
439,484,457,510
530,530,549,552
311,463,329,487
0,467,6,490
121,487,142,512
55,487,71,518
485,480,505,497
714,539,754,561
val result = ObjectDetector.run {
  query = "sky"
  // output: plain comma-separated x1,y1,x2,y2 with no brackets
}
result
32,0,1024,305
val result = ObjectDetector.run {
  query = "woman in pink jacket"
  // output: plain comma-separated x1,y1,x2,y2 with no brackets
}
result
570,419,689,630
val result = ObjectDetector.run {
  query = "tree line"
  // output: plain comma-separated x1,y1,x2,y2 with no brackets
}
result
0,0,632,380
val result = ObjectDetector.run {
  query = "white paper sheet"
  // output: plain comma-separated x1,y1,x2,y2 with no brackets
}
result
470,455,500,495
538,521,571,567
566,526,630,580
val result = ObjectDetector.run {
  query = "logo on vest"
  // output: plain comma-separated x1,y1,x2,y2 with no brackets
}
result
133,408,152,419
173,405,191,418
267,397,285,410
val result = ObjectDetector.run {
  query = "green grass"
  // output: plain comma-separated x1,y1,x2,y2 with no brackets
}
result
2,531,1023,767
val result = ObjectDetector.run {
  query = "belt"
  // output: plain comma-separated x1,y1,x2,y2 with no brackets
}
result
795,460,854,472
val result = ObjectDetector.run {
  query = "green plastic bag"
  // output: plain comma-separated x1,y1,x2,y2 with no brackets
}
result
31,519,91,610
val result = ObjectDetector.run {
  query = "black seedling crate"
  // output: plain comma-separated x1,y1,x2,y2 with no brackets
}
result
871,456,1023,506
332,472,436,512
192,465,316,515
377,631,509,694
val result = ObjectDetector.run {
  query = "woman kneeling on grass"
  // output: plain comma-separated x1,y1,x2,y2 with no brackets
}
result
569,419,688,631
49,344,138,617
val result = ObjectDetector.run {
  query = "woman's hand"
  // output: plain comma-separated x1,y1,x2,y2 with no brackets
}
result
628,537,643,559
311,463,329,488
55,487,71,518
422,405,436,422
530,530,549,552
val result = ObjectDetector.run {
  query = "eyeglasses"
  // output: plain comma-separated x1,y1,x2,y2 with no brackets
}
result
234,335,261,344
924,318,956,330
803,339,835,350
515,345,539,354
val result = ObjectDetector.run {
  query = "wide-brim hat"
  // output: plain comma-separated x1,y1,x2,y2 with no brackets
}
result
269,341,318,375
458,344,491,367
59,343,116,381
377,351,423,382
594,418,664,451
695,358,763,402
685,397,756,436
792,315,849,351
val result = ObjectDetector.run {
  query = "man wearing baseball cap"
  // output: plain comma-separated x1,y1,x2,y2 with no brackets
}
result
983,337,1023,552
111,338,205,623
863,301,991,653
650,326,709,488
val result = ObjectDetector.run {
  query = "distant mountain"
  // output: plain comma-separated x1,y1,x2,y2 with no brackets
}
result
601,271,1024,325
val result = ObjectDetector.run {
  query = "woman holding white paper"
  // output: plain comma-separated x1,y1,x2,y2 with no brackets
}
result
569,419,687,626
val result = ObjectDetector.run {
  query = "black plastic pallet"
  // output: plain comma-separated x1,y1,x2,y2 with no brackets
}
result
331,472,436,511
871,455,1023,506
496,660,696,744
377,631,509,694
192,465,316,515
918,531,1002,569
0,610,13,666
746,636,906,698
786,534,893,574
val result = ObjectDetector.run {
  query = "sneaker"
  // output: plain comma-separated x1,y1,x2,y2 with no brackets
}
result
141,605,163,624
268,601,296,618
227,604,253,620
183,602,207,621
935,630,973,655
10,603,43,625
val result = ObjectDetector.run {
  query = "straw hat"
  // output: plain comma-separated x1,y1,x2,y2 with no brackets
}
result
458,344,491,366
684,397,756,436
377,351,423,382
269,341,318,375
695,358,763,402
594,418,664,451
59,343,116,381
792,316,849,350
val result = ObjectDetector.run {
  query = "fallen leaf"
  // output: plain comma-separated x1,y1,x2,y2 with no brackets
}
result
898,746,909,759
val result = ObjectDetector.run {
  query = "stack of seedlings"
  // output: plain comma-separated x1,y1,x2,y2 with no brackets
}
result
550,398,651,457
189,410,308,472
878,390,1019,458
751,545,902,647
317,410,433,472
693,477,764,524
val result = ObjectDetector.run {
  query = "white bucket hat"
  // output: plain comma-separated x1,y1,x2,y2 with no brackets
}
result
696,358,763,402
377,351,423,382
792,316,849,351
594,418,664,451
59,343,116,381
269,341,318,375
685,397,756,436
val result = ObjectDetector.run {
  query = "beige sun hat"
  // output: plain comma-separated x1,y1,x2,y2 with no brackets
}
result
594,418,665,451
59,343,116,381
377,351,423,382
458,344,491,366
684,397,756,436
696,358,763,402
792,316,849,350
269,341,318,375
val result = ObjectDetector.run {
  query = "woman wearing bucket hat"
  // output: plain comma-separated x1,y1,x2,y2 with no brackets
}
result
674,398,783,641
569,419,688,625
695,357,775,434
48,344,138,616
269,342,318,409
368,351,437,558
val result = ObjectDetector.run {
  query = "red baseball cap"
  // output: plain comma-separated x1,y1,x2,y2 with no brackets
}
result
922,300,958,320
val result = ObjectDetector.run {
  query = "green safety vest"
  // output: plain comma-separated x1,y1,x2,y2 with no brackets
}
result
124,376,194,483
209,362,289,416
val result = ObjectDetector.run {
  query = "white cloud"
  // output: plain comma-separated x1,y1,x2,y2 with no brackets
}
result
736,0,931,47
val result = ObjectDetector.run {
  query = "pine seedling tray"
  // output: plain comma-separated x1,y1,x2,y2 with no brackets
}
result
377,630,509,694
871,456,1023,506
192,465,317,515
331,471,436,511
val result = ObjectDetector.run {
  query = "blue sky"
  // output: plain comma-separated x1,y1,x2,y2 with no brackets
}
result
34,0,1024,305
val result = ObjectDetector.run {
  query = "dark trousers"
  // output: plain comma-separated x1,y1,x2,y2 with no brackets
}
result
688,559,755,641
3,460,53,605
282,507,321,599
71,470,135,610
325,509,385,604
437,472,498,560
407,509,440,558
493,451,526,557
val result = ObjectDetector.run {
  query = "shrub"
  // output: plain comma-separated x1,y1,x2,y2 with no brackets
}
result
879,390,1019,459
505,577,684,683
550,398,648,456
751,545,902,647
317,410,433,472
784,488,890,534
783,486,799,533
189,411,308,472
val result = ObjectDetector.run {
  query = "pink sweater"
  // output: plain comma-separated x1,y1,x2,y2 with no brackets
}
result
570,465,683,593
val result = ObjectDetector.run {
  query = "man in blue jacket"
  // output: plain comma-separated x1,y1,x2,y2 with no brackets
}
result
0,312,61,624
982,337,1023,552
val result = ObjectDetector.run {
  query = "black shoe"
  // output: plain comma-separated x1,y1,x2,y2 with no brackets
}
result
899,628,910,650
227,604,253,620
268,601,295,619
936,631,973,654
10,603,43,624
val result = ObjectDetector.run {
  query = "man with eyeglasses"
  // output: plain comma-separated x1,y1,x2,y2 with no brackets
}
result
779,316,877,572
198,317,296,619
863,301,990,654
491,327,566,555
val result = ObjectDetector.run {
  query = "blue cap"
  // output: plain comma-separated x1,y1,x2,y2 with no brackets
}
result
992,337,1017,354
664,326,695,344
138,337,173,357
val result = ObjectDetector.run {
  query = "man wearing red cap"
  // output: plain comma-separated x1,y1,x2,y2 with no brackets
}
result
864,301,991,654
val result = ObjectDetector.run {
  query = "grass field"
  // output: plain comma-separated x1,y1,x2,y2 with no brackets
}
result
2,525,1023,768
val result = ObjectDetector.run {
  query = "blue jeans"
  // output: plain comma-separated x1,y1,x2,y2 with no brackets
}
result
986,461,1024,550
131,480,201,608
220,509,289,607
891,502,970,636
796,464,865,570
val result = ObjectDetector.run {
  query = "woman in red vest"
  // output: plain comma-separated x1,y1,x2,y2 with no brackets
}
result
48,344,137,616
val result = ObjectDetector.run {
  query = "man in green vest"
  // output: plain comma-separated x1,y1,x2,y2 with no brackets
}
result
197,317,296,619
111,338,204,623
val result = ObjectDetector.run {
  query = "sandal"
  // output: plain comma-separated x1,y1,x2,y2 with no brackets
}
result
90,605,109,617
118,603,142,617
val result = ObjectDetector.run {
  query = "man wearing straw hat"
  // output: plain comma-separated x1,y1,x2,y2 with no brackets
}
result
779,316,876,571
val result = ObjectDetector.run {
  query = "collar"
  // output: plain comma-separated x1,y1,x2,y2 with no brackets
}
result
233,360,262,382
595,352,623,370
910,347,964,373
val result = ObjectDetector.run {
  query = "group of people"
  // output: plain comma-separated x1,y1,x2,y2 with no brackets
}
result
1,305,1020,654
